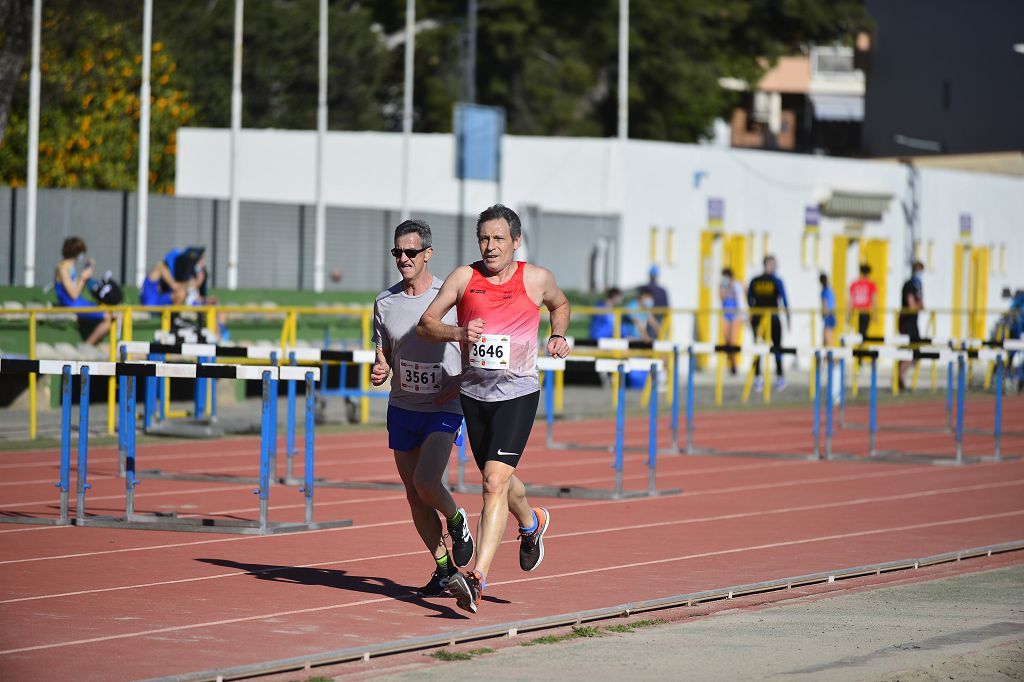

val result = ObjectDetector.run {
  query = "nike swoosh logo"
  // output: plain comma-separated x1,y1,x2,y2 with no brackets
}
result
496,449,520,458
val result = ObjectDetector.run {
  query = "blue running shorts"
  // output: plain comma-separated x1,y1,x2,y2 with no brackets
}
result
387,405,464,452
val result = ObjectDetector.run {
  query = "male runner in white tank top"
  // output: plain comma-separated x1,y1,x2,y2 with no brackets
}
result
370,219,474,597
418,204,571,614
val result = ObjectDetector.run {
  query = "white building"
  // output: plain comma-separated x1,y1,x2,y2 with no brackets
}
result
177,128,1023,348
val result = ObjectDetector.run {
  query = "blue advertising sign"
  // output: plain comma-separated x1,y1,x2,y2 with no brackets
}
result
455,103,505,182
959,212,972,238
708,197,725,230
805,205,821,227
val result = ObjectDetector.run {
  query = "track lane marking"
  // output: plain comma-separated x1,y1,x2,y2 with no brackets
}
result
2,479,1021,603
1,509,1020,656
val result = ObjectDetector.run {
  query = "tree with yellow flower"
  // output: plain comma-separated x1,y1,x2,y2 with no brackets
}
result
0,3,194,193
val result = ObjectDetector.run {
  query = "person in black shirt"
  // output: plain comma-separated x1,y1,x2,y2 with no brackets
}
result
747,255,791,391
898,261,925,389
646,266,670,339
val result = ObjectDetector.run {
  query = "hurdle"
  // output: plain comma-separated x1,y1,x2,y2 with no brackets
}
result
118,342,400,490
544,339,683,455
822,344,1013,466
0,356,352,533
522,356,681,500
0,358,78,526
682,342,819,459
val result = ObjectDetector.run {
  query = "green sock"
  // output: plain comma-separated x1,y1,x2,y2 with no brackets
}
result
435,553,451,570
446,509,463,527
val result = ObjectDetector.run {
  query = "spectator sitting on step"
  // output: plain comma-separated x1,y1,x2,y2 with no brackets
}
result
140,259,187,307
588,287,623,340
624,286,659,341
53,236,112,345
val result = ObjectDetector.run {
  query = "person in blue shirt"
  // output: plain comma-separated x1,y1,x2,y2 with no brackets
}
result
140,259,186,307
54,236,111,345
820,273,837,347
747,255,791,391
719,267,746,375
588,287,623,340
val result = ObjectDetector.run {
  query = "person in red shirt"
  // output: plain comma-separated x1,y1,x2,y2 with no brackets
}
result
848,264,877,339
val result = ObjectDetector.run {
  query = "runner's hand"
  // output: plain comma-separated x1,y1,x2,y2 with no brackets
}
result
463,318,485,343
370,347,390,386
547,335,570,359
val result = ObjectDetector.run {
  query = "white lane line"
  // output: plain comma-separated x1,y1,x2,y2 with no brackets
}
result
3,479,1020,604
0,458,808,526
0,460,801,536
0,460,1003,557
2,509,1020,656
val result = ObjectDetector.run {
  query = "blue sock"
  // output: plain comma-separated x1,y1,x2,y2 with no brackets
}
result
519,511,538,534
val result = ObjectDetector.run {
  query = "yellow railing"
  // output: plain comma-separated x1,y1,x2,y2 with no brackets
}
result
1,301,1015,438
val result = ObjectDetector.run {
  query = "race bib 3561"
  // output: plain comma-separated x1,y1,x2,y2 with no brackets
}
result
398,359,442,393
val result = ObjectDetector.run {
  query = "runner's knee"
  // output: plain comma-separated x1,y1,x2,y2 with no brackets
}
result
482,471,511,497
413,473,444,503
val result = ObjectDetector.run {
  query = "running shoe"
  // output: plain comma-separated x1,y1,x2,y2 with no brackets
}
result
417,563,457,598
519,507,550,572
448,507,475,567
753,376,764,391
774,377,786,392
448,570,484,614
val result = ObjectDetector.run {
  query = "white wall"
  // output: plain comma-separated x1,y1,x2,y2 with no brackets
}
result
177,128,1023,346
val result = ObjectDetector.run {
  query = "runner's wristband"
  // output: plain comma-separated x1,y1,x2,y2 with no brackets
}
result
548,335,566,342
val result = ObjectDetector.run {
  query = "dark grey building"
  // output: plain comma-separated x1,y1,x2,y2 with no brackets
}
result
862,0,1024,157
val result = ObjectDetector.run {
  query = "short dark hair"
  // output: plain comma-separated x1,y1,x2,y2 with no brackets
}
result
62,236,87,260
913,260,924,271
394,219,432,248
638,285,654,297
721,267,733,278
763,255,776,267
606,287,622,300
859,264,871,275
819,273,829,287
476,204,521,240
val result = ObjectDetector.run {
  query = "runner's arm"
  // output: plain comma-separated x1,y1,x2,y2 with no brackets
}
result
417,266,480,343
536,267,571,358
370,300,391,386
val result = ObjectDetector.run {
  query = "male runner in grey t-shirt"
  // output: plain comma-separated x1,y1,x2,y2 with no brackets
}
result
370,219,474,597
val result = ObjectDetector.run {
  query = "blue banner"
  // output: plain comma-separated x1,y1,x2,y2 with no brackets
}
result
455,103,505,182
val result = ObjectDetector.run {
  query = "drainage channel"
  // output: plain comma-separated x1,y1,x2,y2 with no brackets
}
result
145,540,1024,682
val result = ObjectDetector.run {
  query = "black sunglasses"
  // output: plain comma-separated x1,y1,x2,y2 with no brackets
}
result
391,247,429,259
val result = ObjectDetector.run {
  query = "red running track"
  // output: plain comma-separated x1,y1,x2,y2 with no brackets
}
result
0,397,1022,680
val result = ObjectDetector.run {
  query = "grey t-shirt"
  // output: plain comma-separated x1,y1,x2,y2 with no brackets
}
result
373,276,463,414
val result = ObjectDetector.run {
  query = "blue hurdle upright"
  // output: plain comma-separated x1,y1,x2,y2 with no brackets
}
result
823,346,1012,465
0,354,353,535
523,356,682,500
0,359,78,526
118,342,400,491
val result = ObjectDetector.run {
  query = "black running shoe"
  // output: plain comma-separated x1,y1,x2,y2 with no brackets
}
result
448,507,475,567
519,507,550,572
417,564,457,598
448,570,483,614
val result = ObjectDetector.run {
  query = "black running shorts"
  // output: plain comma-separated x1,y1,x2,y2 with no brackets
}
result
459,391,540,471
898,314,921,344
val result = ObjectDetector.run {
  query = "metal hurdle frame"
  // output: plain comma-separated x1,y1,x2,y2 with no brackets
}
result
821,344,1014,466
520,356,681,500
0,356,352,533
682,342,820,460
543,338,682,455
0,359,79,526
78,359,353,534
118,342,402,491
